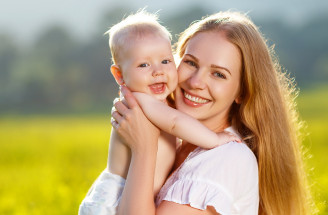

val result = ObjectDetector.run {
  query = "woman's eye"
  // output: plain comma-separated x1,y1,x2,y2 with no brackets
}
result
184,60,197,67
213,71,226,79
162,59,171,64
138,63,149,68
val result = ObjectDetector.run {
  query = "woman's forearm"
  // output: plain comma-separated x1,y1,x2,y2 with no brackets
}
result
114,87,159,215
117,145,157,215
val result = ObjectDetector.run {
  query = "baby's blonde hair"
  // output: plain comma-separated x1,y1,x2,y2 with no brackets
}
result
105,9,172,65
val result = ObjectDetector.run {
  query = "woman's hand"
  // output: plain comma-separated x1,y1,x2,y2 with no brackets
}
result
111,86,160,153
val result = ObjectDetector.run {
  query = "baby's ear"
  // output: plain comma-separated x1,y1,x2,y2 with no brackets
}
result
111,65,124,85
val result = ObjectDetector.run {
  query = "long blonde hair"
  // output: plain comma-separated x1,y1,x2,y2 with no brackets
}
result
176,11,312,215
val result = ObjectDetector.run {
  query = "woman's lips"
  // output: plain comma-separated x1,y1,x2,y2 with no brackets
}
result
182,90,210,107
149,83,166,94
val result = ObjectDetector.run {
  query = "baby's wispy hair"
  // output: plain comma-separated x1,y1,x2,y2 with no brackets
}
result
105,9,172,65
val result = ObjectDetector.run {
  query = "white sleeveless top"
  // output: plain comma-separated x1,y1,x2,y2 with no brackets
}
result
155,127,259,215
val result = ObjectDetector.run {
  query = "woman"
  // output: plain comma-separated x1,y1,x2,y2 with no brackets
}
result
112,11,310,215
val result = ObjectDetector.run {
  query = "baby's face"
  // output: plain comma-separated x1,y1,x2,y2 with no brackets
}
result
119,33,178,101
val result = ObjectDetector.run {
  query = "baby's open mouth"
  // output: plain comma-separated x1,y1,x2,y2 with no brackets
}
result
149,83,166,94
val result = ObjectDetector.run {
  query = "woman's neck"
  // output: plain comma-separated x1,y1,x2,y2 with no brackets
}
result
172,141,197,173
201,120,230,133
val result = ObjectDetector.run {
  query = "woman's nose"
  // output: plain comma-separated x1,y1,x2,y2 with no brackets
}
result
187,70,206,89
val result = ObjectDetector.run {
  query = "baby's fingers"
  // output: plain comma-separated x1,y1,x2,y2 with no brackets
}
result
224,131,242,143
217,131,242,146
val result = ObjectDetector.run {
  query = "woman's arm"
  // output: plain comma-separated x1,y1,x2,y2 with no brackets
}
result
132,92,239,149
112,87,218,215
112,87,159,215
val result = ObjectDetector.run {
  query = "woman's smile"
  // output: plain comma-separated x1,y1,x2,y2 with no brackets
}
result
182,89,210,106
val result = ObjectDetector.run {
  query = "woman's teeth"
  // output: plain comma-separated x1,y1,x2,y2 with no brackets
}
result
184,91,209,104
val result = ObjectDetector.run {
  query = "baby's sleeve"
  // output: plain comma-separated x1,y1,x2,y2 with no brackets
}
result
79,170,125,215
159,142,259,215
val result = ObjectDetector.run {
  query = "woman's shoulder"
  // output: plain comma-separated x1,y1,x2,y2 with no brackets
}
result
190,126,257,171
182,141,259,205
208,141,257,165
211,126,257,167
181,127,258,190
189,141,258,178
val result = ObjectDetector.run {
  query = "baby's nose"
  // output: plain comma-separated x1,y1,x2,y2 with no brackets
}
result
152,65,164,76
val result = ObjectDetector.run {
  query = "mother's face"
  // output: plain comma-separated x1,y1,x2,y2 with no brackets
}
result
175,31,242,132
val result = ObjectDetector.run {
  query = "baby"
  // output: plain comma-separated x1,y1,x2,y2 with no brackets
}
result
107,11,178,194
79,10,240,215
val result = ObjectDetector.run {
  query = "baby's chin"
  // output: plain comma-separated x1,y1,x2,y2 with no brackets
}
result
151,93,170,103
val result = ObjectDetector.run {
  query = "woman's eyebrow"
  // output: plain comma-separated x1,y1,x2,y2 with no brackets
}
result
186,53,231,75
211,64,231,75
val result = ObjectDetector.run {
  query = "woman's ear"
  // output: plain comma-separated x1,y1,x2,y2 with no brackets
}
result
235,96,242,104
111,65,124,85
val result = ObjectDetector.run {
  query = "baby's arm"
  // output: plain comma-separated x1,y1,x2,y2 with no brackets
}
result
133,92,240,149
107,125,131,179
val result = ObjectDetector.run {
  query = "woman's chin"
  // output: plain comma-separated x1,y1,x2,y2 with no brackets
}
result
176,100,200,118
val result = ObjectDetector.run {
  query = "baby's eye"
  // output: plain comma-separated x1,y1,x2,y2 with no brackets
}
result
138,63,149,68
162,59,171,64
213,71,226,79
184,60,197,67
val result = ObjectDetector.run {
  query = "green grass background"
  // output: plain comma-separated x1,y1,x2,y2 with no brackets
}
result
0,86,327,214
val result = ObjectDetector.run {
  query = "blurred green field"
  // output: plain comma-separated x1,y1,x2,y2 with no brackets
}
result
0,86,327,215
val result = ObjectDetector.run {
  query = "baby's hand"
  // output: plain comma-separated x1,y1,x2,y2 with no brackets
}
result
216,131,242,146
